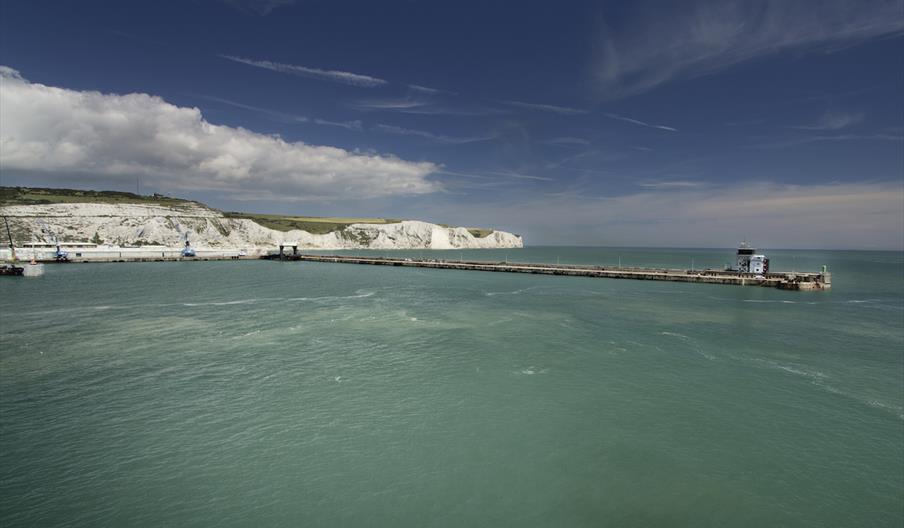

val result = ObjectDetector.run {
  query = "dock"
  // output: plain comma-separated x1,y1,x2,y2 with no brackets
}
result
291,254,832,290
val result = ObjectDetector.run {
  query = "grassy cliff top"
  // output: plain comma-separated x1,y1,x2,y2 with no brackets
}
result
0,186,195,207
0,186,494,238
222,211,403,235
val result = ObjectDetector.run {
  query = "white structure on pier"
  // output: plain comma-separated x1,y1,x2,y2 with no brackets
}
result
736,242,769,275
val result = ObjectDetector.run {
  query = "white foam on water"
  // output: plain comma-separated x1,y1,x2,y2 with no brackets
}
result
659,331,716,360
183,298,260,307
748,358,903,420
821,384,904,421
486,286,538,297
743,299,819,305
20,305,132,316
351,290,376,298
840,299,903,311
866,399,903,414
759,360,827,380
285,291,375,303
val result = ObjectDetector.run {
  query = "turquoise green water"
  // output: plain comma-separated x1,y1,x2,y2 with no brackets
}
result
1,247,902,527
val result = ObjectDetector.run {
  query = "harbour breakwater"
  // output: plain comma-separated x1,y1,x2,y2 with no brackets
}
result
1,248,832,290
290,254,832,290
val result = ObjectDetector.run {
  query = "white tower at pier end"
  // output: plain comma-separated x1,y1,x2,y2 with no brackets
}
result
736,242,769,275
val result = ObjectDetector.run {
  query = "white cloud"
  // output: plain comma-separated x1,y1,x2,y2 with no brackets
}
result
502,100,587,115
220,55,388,87
605,113,678,132
0,67,438,200
595,0,904,98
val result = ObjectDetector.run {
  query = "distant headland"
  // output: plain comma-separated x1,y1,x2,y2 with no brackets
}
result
0,187,523,257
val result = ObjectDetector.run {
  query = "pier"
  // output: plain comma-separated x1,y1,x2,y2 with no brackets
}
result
292,255,832,290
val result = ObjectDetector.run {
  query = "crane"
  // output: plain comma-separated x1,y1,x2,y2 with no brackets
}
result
3,216,17,263
36,219,69,262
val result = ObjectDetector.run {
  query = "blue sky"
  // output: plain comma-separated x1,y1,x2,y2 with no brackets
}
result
1,0,902,249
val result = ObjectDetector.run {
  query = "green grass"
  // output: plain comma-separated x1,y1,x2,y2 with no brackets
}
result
1,186,497,237
466,228,494,238
222,212,401,235
0,186,193,207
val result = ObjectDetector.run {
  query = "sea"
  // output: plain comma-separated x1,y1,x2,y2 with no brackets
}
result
1,247,902,527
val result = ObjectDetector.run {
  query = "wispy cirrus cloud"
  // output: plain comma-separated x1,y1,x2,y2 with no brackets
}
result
542,137,591,147
487,170,555,182
545,149,611,169
434,170,554,190
725,118,767,127
351,98,430,111
312,118,363,131
638,180,705,189
200,95,308,122
201,95,362,130
595,0,904,98
748,133,903,149
605,113,677,132
502,100,587,115
352,97,503,116
373,124,496,144
791,111,864,131
220,55,388,87
408,84,457,95
432,170,556,192
222,0,295,15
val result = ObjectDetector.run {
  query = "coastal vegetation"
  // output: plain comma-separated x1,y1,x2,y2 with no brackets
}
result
1,186,495,238
462,228,494,239
0,186,193,207
215,213,495,238
222,211,401,235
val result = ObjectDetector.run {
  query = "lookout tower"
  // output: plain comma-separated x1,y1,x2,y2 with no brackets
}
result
736,242,769,275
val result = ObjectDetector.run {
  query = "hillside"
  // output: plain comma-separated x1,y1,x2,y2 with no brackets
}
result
0,186,194,207
0,187,522,250
1,187,496,239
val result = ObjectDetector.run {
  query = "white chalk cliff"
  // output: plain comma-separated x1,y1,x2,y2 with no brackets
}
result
0,202,523,250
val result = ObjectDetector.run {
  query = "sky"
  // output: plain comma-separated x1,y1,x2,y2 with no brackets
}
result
0,0,902,249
